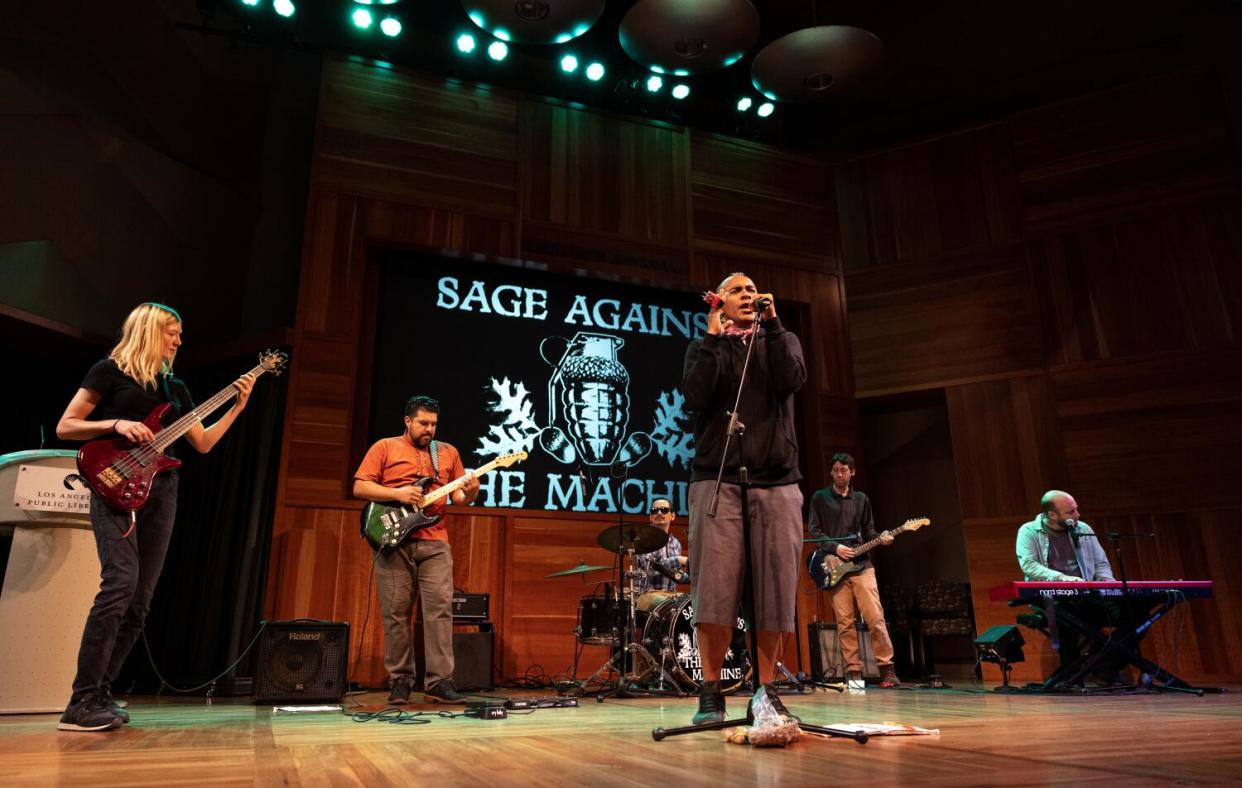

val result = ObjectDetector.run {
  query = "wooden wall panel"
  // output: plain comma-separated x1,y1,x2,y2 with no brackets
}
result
691,134,837,269
1052,351,1242,516
1011,69,1236,229
1029,196,1242,365
835,122,1021,272
520,100,689,246
947,375,1068,521
847,243,1044,396
316,60,519,217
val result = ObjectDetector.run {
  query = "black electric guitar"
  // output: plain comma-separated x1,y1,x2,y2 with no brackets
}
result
360,451,527,552
807,518,931,589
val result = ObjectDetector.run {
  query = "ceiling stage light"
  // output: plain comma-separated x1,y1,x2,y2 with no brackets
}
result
736,96,752,111
671,83,690,100
646,75,663,93
488,40,509,61
351,8,373,28
619,0,759,75
751,25,886,103
457,33,477,53
585,62,605,82
561,54,579,73
461,0,605,45
756,101,774,117
273,0,295,18
380,17,402,36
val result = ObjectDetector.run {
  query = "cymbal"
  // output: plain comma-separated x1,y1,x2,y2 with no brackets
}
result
546,562,610,578
597,523,669,555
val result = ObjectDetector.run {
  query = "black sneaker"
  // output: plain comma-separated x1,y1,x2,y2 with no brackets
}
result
101,685,130,724
387,676,413,705
424,679,466,704
750,684,801,723
57,694,122,732
691,680,726,725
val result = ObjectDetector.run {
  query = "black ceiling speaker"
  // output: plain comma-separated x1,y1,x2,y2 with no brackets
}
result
750,25,886,102
460,0,606,45
619,0,760,76
253,620,350,704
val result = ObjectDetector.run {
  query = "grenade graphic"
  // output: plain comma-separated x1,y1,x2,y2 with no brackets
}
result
542,333,630,465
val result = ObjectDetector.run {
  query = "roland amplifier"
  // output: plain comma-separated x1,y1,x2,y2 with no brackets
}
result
253,620,350,704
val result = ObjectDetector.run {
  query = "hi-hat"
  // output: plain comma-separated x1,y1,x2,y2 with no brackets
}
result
546,562,610,578
750,25,886,103
461,0,605,45
619,0,759,76
597,523,669,555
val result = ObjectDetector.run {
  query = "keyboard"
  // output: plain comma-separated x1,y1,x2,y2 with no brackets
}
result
988,580,1214,602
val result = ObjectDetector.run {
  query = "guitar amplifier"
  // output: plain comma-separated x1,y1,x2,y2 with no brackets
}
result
808,621,879,681
253,620,349,704
451,593,489,621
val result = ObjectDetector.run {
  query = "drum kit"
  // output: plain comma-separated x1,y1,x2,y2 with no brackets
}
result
546,521,751,698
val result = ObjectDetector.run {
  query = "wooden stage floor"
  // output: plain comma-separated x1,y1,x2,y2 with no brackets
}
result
2,684,1238,786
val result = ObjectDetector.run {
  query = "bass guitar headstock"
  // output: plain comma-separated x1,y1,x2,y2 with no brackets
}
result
259,349,290,376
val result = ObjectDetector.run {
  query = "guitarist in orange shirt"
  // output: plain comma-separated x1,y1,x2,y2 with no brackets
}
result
353,395,479,705
807,453,901,688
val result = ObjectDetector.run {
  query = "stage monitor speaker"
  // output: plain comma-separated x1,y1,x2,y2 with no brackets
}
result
253,620,349,704
414,625,494,691
808,621,879,681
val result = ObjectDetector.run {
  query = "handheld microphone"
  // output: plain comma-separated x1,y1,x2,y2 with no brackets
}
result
753,296,772,313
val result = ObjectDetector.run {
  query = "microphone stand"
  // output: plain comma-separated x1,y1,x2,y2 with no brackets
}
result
652,313,865,744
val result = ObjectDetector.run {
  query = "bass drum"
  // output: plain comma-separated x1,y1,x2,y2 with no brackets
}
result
641,594,750,692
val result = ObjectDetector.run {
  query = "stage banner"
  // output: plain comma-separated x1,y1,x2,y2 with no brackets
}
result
368,253,707,516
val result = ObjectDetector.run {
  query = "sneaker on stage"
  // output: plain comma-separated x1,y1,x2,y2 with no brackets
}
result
424,679,466,704
692,680,726,725
57,693,122,732
101,685,130,723
387,676,413,705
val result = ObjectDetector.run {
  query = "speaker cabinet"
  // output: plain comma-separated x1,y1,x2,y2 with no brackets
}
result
253,620,349,704
808,621,879,680
414,625,494,691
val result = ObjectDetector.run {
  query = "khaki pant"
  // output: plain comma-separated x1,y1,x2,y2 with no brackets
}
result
829,566,895,672
374,539,455,687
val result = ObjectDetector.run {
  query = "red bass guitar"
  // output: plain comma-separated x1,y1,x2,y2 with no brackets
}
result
76,350,288,512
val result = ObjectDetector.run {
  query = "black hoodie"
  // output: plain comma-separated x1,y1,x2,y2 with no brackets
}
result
681,317,806,486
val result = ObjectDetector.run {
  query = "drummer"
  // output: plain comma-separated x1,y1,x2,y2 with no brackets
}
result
634,498,689,611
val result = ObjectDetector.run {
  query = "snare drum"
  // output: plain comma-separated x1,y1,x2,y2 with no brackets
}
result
576,595,622,645
641,594,750,692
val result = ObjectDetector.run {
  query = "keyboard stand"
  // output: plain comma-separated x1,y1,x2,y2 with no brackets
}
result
1038,594,1216,696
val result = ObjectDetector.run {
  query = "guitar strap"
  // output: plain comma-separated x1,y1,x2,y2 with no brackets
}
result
429,439,441,480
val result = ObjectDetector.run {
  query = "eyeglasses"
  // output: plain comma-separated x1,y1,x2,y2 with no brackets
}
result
650,506,672,514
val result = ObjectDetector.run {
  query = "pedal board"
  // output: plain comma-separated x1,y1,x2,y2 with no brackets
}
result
464,700,507,720
503,696,580,710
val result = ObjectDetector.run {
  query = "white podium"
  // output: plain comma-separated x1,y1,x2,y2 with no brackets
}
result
0,450,97,714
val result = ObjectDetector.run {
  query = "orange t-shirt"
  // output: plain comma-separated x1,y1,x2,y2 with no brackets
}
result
354,434,466,542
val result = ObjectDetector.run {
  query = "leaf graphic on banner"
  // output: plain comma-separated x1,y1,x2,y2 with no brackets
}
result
651,389,694,468
476,377,541,458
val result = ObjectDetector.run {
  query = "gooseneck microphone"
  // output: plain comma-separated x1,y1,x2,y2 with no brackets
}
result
1064,517,1080,548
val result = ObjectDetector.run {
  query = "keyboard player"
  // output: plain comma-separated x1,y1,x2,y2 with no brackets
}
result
1015,490,1131,685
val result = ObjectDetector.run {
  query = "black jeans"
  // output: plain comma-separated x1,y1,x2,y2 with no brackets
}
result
71,472,178,700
